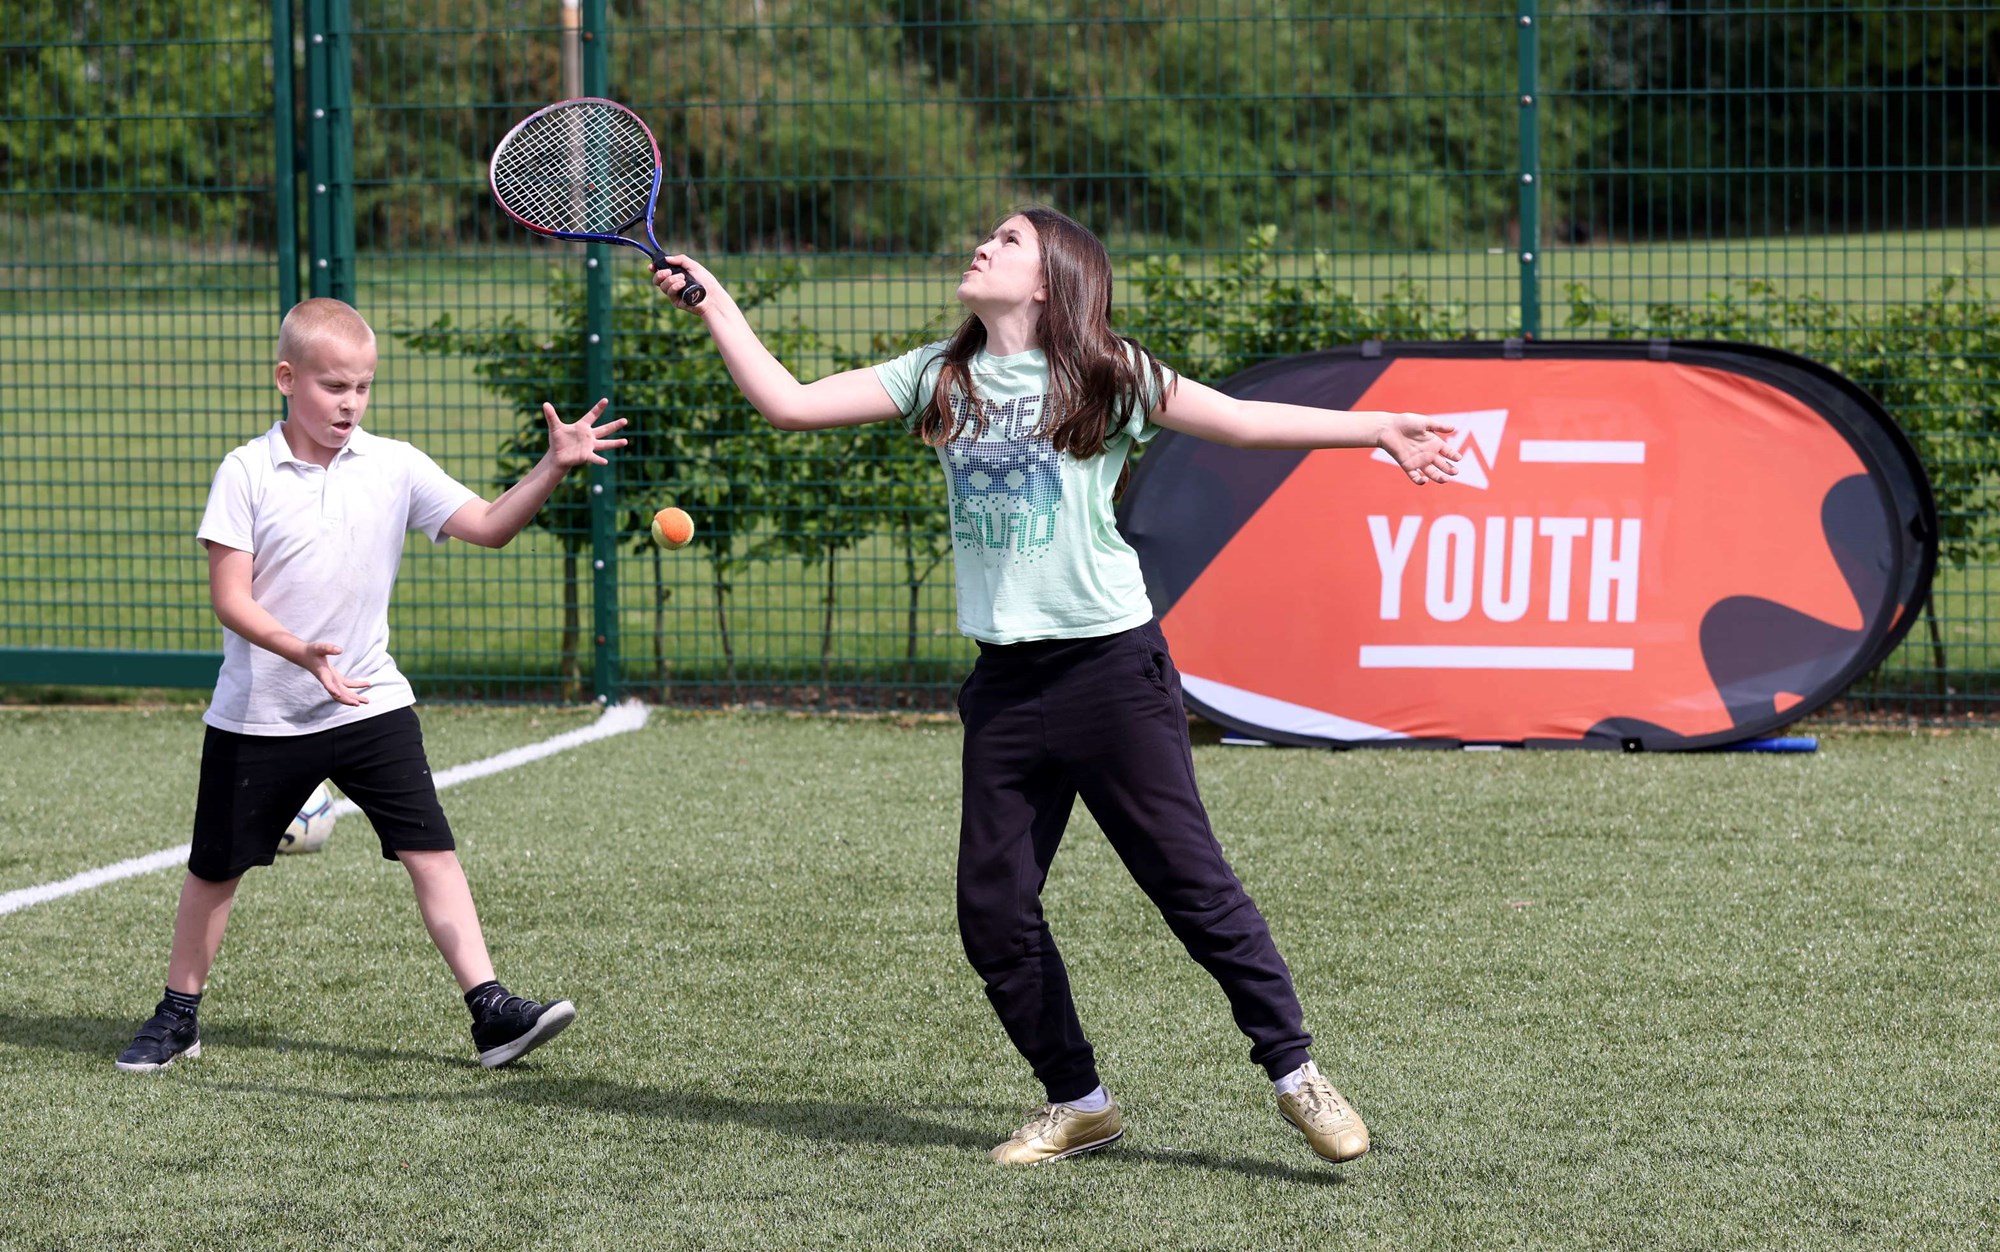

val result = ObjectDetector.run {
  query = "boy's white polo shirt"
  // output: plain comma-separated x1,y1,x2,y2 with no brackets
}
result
197,422,478,736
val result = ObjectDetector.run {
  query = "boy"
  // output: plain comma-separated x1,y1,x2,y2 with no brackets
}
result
115,297,627,1073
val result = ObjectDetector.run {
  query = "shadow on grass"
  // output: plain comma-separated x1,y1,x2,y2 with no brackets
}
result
494,1075,1346,1183
0,1011,467,1069
4,1013,1347,1183
246,1072,1346,1183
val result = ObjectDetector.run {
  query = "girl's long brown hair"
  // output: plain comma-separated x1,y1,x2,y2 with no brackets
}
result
915,206,1172,456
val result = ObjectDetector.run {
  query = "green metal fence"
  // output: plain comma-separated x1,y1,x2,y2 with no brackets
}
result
2,2,1994,719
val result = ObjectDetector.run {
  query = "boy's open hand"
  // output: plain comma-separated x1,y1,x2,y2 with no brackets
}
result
298,641,370,707
1381,413,1462,485
544,399,629,468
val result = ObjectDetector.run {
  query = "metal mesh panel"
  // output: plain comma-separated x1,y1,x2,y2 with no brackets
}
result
1,0,282,687
341,3,592,701
1546,3,1998,719
3,1,1994,721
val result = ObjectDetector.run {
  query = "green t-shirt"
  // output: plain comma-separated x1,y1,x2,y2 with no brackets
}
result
873,341,1174,645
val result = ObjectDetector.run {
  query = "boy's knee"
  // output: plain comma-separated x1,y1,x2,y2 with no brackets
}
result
396,847,460,871
184,865,246,890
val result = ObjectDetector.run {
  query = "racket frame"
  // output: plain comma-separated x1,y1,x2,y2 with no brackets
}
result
489,96,705,306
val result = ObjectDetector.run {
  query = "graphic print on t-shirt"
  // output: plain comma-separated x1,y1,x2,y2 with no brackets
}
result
944,390,1062,561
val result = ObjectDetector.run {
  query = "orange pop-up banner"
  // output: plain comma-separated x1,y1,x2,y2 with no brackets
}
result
1120,341,1936,750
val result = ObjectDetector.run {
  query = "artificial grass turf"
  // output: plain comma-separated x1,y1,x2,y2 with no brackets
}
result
1,708,1995,1249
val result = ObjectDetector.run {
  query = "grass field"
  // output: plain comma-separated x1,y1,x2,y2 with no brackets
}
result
2,705,1996,1249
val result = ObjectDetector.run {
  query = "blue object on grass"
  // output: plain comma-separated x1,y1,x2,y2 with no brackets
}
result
1723,736,1819,753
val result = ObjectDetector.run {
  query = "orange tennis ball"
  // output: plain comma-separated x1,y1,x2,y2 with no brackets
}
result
651,506,694,549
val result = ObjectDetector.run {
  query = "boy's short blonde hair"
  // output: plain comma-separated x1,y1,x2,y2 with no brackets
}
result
276,297,376,367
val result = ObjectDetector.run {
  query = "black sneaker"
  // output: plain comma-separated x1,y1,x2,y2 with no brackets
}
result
470,989,576,1069
115,1003,201,1073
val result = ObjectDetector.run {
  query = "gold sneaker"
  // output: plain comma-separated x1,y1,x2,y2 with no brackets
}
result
1277,1063,1370,1163
989,1099,1125,1165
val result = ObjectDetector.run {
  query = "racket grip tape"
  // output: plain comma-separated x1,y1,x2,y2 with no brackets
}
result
652,257,707,308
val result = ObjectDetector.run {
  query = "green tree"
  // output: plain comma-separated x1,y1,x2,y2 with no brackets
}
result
1573,4,2000,237
1122,224,1475,383
0,0,275,238
611,0,991,254
752,426,879,701
834,332,956,701
399,264,812,697
599,269,817,699
899,1,1604,250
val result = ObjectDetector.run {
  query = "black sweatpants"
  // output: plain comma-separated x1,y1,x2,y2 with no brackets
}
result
955,618,1313,1104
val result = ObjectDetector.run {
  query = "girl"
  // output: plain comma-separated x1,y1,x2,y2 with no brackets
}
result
655,207,1457,1166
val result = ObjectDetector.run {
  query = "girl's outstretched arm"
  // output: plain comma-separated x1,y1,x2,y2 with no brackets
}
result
655,255,902,431
1154,376,1462,484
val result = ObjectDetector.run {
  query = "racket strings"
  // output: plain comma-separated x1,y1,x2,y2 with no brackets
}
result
493,104,654,235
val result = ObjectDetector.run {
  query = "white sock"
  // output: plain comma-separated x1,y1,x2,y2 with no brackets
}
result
1062,1085,1110,1112
1274,1060,1318,1097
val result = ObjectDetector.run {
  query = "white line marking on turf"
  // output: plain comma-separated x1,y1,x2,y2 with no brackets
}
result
0,700,651,918
0,847,193,917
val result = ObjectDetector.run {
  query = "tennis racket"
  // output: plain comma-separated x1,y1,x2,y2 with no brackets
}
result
489,97,707,308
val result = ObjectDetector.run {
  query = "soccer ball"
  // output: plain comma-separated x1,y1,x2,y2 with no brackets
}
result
279,782,337,854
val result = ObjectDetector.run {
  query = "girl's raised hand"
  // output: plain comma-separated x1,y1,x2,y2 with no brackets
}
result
654,255,725,310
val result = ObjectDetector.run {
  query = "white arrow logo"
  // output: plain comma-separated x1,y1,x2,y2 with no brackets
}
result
1372,408,1508,489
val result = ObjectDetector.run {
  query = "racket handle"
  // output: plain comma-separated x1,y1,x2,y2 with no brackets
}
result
652,257,707,308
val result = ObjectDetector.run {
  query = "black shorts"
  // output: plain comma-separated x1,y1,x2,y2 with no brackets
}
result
189,706,455,882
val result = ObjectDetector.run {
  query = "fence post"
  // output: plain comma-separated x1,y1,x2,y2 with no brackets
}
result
582,0,621,703
304,0,355,302
272,0,299,317
1516,0,1540,340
